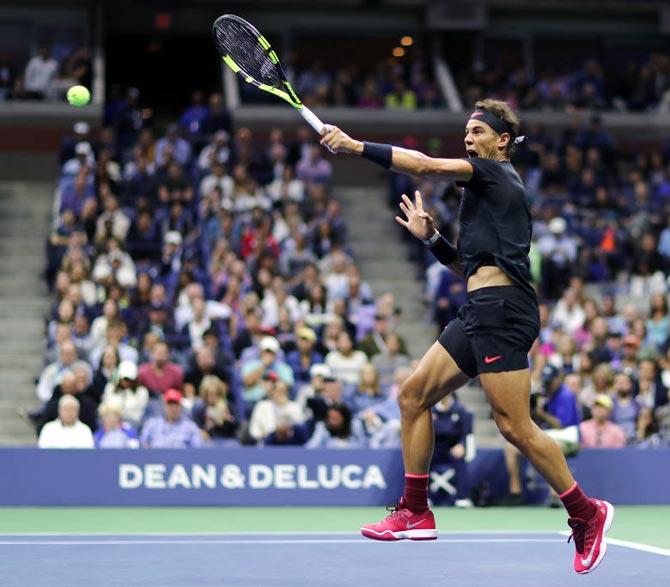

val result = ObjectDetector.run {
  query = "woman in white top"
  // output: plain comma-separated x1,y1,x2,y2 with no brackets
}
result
325,331,368,386
249,379,304,442
102,361,149,427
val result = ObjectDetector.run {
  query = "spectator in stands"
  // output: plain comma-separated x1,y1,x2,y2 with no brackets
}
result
325,331,368,386
102,360,149,427
156,123,192,167
285,326,323,387
88,320,138,368
611,371,641,443
579,394,626,448
240,336,294,406
140,388,203,448
385,79,418,110
22,44,58,99
636,359,666,410
192,375,238,443
295,363,330,414
537,217,578,298
306,403,365,448
180,90,209,138
94,399,140,449
138,341,184,397
95,194,130,243
296,144,332,186
431,394,474,506
36,340,79,402
38,395,94,449
201,92,233,137
0,50,16,101
349,363,386,414
249,377,305,443
183,346,231,402
38,367,99,433
371,332,411,389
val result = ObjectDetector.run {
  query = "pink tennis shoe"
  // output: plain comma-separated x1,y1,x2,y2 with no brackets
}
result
568,499,615,574
361,498,437,541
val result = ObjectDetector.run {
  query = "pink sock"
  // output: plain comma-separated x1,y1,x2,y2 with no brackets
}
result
403,474,429,513
560,482,596,520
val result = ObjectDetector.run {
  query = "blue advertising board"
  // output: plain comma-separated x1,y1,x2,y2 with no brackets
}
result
0,448,667,506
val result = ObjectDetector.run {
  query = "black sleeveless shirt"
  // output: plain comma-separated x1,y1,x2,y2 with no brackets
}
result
456,158,534,293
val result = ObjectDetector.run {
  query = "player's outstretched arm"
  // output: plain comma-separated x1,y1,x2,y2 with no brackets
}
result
395,191,464,277
320,126,473,182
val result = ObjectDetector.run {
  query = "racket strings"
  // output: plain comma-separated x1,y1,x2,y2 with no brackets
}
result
214,19,283,88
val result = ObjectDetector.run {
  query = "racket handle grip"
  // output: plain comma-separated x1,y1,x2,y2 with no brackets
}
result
299,106,325,134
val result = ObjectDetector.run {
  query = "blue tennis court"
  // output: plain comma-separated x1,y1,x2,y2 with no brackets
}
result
1,531,667,587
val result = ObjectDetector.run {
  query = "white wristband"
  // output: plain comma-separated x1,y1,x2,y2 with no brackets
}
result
422,231,441,247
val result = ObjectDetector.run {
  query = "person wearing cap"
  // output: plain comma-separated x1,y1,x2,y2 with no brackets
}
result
102,360,149,427
321,100,612,571
579,395,626,448
295,363,332,414
286,326,324,386
240,336,294,407
619,334,641,374
159,230,183,280
59,121,91,165
94,399,140,449
536,216,578,298
140,388,203,448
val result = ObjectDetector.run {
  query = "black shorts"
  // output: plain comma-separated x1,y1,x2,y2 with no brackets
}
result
438,285,540,378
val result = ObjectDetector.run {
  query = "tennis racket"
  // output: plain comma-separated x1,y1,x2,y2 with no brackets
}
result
213,14,327,135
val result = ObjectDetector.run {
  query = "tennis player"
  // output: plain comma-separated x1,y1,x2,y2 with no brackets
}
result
320,99,613,574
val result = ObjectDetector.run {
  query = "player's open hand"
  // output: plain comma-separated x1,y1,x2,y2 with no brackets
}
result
320,125,360,154
395,191,436,241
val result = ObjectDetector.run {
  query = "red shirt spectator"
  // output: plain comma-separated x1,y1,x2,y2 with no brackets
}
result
138,341,183,396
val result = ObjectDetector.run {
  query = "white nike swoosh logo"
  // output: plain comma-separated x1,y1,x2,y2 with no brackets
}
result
406,518,428,529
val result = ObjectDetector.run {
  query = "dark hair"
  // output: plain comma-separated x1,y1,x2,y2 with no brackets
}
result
474,98,521,154
326,403,352,439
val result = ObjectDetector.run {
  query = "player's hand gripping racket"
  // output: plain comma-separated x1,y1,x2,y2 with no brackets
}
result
213,14,329,136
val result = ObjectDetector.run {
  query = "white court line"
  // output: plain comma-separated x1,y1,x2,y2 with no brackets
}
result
558,531,670,557
0,530,560,537
0,538,565,546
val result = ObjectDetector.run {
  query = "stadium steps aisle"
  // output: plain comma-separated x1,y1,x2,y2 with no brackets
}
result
0,181,52,446
334,186,501,448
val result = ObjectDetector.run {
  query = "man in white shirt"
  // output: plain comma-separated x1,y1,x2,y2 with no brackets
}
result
23,45,59,98
38,395,94,449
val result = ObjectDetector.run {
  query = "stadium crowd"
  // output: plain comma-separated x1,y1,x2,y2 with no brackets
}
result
30,87,670,481
0,44,92,102
458,54,670,113
288,54,444,110
33,88,437,454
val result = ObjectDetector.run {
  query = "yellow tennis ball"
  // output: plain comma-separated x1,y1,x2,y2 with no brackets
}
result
67,85,91,107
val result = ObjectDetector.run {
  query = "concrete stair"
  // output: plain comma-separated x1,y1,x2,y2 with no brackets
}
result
334,185,502,447
0,181,52,446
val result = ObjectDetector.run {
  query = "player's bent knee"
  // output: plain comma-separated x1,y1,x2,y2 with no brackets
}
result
494,414,534,449
398,378,429,419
